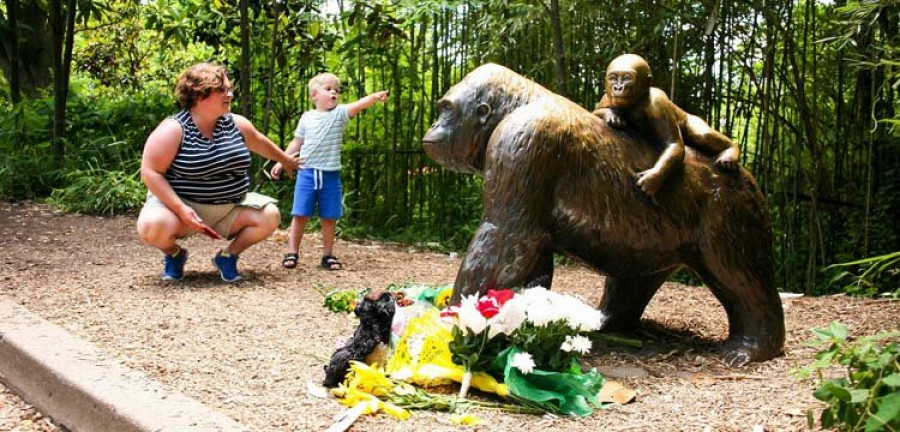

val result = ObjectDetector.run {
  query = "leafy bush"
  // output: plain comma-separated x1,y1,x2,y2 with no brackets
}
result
48,166,145,216
825,252,900,298
0,97,60,199
799,322,900,431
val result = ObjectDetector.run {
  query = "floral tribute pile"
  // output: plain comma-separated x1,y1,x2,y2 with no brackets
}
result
324,284,618,426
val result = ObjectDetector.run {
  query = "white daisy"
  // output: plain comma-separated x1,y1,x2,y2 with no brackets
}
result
567,334,592,355
511,352,536,374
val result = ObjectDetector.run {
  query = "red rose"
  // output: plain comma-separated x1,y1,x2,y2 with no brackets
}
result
485,289,515,307
476,297,500,318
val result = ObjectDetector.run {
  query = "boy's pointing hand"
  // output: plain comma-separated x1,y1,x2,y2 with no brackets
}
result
372,90,389,102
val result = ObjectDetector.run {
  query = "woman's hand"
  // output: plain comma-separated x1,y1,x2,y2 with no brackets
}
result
175,205,209,231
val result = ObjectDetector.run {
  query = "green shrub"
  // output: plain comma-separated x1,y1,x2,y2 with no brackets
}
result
48,166,145,216
825,252,900,298
798,322,900,431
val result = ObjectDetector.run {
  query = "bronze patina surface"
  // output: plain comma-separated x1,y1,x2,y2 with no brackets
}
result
594,54,740,195
423,63,784,366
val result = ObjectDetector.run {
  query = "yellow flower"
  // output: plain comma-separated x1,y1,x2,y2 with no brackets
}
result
435,287,453,308
450,413,486,426
380,401,411,420
347,361,393,396
331,362,411,420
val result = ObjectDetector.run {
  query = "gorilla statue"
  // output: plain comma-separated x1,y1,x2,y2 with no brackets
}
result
422,63,784,366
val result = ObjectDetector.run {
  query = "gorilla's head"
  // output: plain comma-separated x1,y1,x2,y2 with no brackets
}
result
422,63,550,174
604,54,652,109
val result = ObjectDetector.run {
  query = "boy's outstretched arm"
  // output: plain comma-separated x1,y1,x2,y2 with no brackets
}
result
347,90,389,118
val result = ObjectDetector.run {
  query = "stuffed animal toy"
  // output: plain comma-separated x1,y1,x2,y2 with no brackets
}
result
323,290,396,387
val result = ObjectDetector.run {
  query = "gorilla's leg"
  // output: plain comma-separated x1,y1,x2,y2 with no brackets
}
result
452,221,551,303
598,273,668,332
523,249,554,289
694,254,785,366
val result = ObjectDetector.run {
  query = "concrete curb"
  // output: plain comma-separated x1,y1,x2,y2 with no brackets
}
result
0,300,249,432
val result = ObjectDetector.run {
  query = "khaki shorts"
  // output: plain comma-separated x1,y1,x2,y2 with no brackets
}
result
143,192,278,239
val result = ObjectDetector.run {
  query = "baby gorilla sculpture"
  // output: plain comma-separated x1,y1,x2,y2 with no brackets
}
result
323,291,395,387
422,63,784,366
594,54,741,195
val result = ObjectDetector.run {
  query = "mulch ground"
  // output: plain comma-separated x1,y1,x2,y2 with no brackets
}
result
1,201,898,431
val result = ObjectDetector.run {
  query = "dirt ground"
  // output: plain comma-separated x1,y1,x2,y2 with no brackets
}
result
1,201,898,432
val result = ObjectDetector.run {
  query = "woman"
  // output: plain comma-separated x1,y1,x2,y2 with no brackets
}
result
137,63,300,282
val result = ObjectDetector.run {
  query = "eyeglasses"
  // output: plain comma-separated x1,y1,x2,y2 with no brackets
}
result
217,86,233,96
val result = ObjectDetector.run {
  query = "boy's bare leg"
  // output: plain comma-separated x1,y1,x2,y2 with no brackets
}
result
290,216,309,254
321,218,337,257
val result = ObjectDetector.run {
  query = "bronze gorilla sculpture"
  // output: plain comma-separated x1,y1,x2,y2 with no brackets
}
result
422,63,784,366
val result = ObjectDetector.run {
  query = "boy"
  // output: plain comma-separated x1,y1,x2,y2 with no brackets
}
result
271,72,388,270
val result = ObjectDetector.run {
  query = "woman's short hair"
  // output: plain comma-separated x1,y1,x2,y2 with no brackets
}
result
308,73,340,96
174,63,227,110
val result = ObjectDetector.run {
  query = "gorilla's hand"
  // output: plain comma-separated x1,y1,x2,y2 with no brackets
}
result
636,167,664,196
715,153,740,171
594,107,626,129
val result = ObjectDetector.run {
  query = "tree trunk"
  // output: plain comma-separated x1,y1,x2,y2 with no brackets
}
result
0,1,53,97
548,0,566,97
4,0,21,103
48,0,76,167
239,0,252,120
262,7,280,135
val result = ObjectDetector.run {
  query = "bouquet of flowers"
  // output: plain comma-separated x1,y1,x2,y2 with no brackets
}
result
441,287,608,416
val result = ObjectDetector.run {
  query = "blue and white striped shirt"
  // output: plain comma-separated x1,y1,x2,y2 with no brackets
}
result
165,111,252,204
294,105,350,171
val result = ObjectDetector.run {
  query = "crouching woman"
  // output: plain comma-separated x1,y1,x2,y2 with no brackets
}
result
137,62,300,282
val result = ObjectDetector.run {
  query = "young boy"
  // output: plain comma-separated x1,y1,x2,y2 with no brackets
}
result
271,72,388,270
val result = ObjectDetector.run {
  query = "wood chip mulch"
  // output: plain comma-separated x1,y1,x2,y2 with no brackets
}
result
1,201,897,431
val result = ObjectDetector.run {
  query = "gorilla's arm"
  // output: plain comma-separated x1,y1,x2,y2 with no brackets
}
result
451,115,556,301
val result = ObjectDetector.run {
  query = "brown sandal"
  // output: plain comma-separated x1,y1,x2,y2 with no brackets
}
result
282,253,298,269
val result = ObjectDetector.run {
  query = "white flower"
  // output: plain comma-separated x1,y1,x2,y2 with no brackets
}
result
487,296,527,338
565,335,592,355
518,286,606,331
456,295,488,334
511,352,536,374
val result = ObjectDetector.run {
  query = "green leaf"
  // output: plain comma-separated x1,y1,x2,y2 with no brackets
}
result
849,389,870,404
829,322,849,341
813,327,834,341
864,392,900,432
882,373,900,387
830,383,852,402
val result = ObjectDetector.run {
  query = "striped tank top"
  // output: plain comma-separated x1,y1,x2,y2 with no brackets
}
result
165,111,252,204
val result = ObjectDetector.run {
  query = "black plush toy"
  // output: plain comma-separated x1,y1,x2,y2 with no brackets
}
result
323,290,396,388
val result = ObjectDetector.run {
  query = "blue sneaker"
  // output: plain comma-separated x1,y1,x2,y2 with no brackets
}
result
162,247,187,281
213,250,243,282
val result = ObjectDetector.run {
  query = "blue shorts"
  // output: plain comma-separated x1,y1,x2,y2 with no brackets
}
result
292,168,343,219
